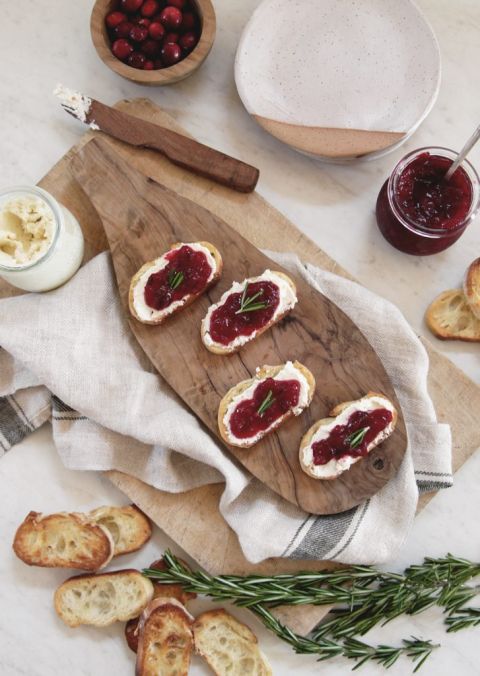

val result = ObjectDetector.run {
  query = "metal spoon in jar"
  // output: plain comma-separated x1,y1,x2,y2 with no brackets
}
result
445,124,480,180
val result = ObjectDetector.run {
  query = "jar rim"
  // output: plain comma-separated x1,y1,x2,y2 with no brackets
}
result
0,185,63,272
387,146,480,238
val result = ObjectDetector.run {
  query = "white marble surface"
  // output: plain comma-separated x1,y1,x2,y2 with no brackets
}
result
0,1,479,675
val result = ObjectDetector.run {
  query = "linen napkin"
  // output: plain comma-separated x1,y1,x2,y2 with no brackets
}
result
0,251,452,564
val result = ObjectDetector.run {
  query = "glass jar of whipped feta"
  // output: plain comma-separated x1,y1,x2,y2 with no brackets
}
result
0,186,84,292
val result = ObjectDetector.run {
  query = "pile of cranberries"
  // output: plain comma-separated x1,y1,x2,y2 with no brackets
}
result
105,0,201,70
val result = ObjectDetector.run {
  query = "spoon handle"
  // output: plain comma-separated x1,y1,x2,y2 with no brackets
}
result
446,124,480,180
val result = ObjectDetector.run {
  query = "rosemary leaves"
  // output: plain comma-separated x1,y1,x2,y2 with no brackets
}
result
143,552,480,671
168,270,184,290
235,283,268,314
257,390,275,416
347,426,370,449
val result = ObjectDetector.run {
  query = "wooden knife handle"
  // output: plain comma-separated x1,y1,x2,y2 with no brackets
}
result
145,132,259,194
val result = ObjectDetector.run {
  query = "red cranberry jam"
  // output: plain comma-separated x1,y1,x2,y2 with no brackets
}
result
312,408,393,466
209,281,280,346
144,245,212,311
376,148,479,255
105,0,201,70
228,377,300,440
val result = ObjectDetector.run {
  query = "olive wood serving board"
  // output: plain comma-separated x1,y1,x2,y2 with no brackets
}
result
70,136,407,516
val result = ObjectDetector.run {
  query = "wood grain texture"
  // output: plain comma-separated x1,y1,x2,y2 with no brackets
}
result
1,98,479,635
87,100,259,193
253,116,406,159
90,0,216,85
70,137,407,515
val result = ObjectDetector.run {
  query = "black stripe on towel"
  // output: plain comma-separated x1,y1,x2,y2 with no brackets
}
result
0,397,31,448
51,396,76,413
417,480,453,492
289,505,359,560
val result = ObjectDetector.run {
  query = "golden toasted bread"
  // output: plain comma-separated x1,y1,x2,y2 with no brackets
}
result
13,511,114,571
135,598,194,676
201,270,297,354
463,257,480,319
89,505,152,557
54,569,154,628
299,392,397,480
193,609,272,676
426,289,480,342
125,558,197,653
218,361,315,448
129,242,222,325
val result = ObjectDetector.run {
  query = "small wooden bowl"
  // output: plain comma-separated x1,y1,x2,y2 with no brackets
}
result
90,0,216,85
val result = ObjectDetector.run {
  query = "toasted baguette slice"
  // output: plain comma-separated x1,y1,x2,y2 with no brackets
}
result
125,558,197,654
218,361,315,448
426,289,480,342
193,609,272,676
299,392,397,480
129,241,222,325
136,598,194,676
201,270,297,354
89,505,152,557
464,257,480,319
54,569,154,627
13,511,114,571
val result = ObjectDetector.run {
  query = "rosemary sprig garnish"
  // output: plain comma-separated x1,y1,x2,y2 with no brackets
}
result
235,283,268,314
347,426,370,449
143,552,480,671
257,390,275,416
168,270,184,290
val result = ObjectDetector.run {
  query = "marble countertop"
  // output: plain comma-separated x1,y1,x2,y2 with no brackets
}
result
0,0,479,674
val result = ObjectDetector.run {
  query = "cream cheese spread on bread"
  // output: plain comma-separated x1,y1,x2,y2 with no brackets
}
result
223,361,310,446
202,269,297,351
132,242,217,323
301,394,395,479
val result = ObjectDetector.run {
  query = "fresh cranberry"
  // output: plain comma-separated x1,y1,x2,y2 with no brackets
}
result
154,58,165,69
159,6,182,30
141,0,160,17
129,25,148,41
163,31,179,43
179,11,195,32
120,0,143,12
105,11,127,29
128,51,147,68
112,38,134,61
143,59,155,70
148,21,165,40
141,39,160,56
134,17,151,27
179,31,197,51
161,41,182,65
168,0,186,7
114,20,134,38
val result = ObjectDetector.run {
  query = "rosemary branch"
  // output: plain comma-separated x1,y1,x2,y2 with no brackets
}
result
257,390,275,416
346,426,369,449
168,270,184,290
142,552,479,671
235,284,268,314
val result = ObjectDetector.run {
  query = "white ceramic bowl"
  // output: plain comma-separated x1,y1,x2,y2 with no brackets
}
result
235,0,441,162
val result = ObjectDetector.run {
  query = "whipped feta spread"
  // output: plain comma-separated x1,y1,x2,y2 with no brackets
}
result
202,270,297,350
54,84,99,130
132,242,217,322
223,361,311,447
301,395,395,479
0,195,55,267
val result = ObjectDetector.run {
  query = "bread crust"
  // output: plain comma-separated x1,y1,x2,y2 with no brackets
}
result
463,257,480,319
218,361,315,448
193,609,272,676
201,271,297,354
135,598,194,676
54,569,154,627
129,241,223,325
426,289,480,342
89,504,152,556
12,511,114,571
299,392,397,480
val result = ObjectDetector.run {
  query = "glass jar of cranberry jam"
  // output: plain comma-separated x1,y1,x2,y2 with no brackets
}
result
375,147,480,255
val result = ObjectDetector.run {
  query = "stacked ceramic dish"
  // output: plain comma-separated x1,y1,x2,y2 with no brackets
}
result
235,0,441,161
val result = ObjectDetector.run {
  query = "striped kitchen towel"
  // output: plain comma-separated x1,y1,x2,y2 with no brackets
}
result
0,251,452,564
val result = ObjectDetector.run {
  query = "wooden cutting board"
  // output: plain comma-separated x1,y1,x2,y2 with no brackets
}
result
71,138,407,516
2,98,479,635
